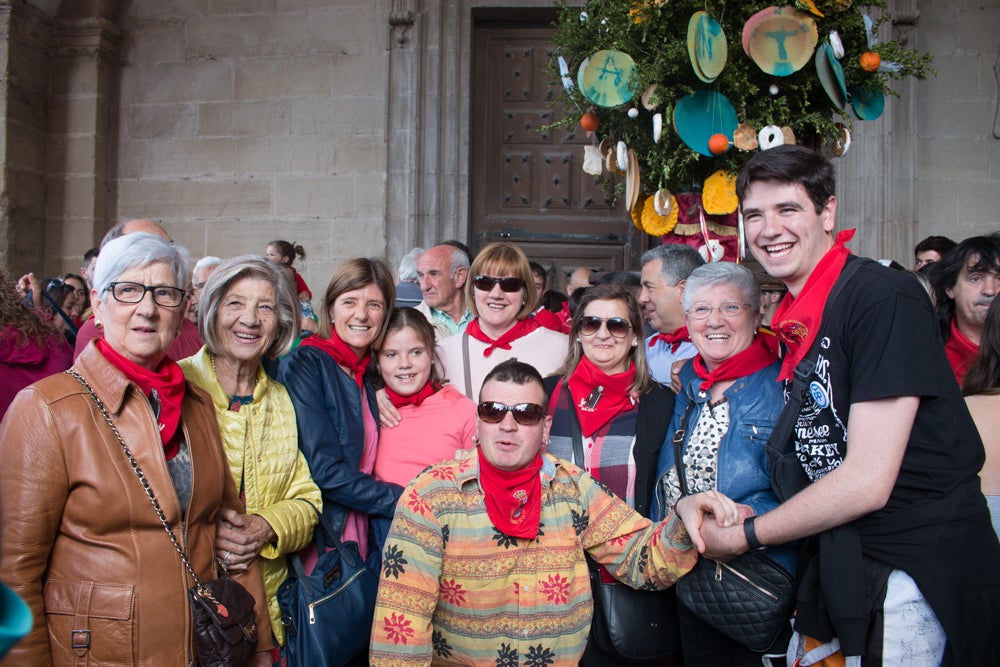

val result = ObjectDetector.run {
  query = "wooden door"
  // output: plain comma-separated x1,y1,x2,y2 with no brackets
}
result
469,13,645,288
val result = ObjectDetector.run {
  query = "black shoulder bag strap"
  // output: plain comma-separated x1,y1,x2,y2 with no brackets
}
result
671,400,699,497
765,256,868,502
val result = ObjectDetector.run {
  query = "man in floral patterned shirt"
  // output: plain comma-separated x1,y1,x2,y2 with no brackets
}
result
370,359,737,666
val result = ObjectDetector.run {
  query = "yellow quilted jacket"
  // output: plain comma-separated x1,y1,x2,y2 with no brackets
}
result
180,347,321,645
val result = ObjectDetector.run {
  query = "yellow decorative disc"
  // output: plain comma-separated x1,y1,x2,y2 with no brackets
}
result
641,193,679,235
631,194,647,230
703,170,739,215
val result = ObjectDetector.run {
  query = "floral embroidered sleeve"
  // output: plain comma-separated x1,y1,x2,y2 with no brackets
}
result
370,479,443,666
577,470,697,590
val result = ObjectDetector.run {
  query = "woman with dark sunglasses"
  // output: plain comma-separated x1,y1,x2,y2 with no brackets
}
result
437,241,568,400
543,282,677,666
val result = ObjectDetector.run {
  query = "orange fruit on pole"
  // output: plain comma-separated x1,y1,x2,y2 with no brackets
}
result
708,133,730,155
859,51,881,72
580,111,600,132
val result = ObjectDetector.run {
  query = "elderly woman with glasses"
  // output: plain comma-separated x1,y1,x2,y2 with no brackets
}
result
543,283,677,666
177,256,321,654
0,233,272,665
652,262,794,666
437,242,568,400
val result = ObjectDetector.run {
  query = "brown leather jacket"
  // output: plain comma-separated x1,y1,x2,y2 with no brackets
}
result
0,344,272,666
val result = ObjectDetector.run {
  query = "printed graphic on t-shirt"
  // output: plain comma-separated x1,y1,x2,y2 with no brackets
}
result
793,343,848,481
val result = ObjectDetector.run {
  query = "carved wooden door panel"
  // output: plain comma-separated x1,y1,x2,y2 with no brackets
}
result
470,18,643,284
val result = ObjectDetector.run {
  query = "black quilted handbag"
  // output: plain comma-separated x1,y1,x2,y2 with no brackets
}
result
671,401,795,653
676,552,795,652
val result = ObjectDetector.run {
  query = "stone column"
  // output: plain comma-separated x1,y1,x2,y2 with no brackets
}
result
0,1,52,276
44,15,122,274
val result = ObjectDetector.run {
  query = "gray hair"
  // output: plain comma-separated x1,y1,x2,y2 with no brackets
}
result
194,255,223,275
682,262,761,312
640,244,705,285
398,247,424,282
444,244,471,276
198,255,301,359
92,233,192,297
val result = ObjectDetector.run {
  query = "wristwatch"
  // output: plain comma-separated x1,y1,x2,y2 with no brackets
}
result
743,515,767,552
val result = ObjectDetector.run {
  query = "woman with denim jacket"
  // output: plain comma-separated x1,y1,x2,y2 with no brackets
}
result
653,262,795,666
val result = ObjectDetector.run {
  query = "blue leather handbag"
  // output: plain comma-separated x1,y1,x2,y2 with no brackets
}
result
277,503,379,667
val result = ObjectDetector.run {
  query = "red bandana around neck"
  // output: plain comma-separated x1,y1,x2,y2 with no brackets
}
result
466,317,540,357
301,332,371,387
95,338,186,459
385,381,439,409
692,335,777,391
648,326,690,352
944,319,979,383
566,356,637,437
771,229,855,381
477,448,543,539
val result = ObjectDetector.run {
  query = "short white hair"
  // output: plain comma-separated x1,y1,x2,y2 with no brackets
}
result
93,233,192,296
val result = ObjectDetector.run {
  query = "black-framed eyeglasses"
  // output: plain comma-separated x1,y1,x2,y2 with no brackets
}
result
686,303,751,320
579,315,631,339
106,282,187,308
477,401,546,425
473,275,525,293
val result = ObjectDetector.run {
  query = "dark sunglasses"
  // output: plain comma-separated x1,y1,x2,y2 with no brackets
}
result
472,275,525,293
579,315,631,339
477,401,546,425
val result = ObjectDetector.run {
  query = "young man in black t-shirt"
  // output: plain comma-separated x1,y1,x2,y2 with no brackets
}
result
676,145,1000,666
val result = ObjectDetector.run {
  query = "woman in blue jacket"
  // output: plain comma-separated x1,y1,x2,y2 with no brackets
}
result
653,262,794,666
278,258,404,566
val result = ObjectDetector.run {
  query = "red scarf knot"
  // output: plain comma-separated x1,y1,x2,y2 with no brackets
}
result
692,335,778,391
772,228,855,381
385,381,439,408
648,326,690,353
477,448,543,539
301,332,372,388
466,317,540,357
566,356,638,437
95,338,186,459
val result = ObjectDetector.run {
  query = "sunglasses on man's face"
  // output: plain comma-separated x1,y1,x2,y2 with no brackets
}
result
578,315,631,339
472,275,525,293
477,401,546,425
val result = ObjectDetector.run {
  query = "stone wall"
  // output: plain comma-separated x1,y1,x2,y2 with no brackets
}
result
2,0,999,284
916,1,1000,242
114,0,390,302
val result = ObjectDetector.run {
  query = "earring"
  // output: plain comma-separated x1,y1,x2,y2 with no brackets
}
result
575,337,581,343
94,319,102,329
471,435,479,445
631,340,638,347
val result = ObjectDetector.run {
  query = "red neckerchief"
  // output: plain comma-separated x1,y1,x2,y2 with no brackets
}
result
566,356,637,437
944,319,979,383
692,335,777,391
466,317,541,357
95,338,186,459
771,229,856,381
477,448,543,539
301,332,371,388
648,326,690,352
385,381,439,408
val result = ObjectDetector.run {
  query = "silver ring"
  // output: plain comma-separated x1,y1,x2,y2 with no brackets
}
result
223,550,231,563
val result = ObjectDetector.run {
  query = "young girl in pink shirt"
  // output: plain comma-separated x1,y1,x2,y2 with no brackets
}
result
373,308,476,487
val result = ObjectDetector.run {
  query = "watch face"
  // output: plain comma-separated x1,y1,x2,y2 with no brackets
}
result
578,50,637,108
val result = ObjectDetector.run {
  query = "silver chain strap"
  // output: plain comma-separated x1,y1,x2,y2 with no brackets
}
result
65,368,219,601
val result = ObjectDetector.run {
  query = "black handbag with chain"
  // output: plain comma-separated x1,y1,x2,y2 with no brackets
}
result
670,398,795,653
67,369,258,666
